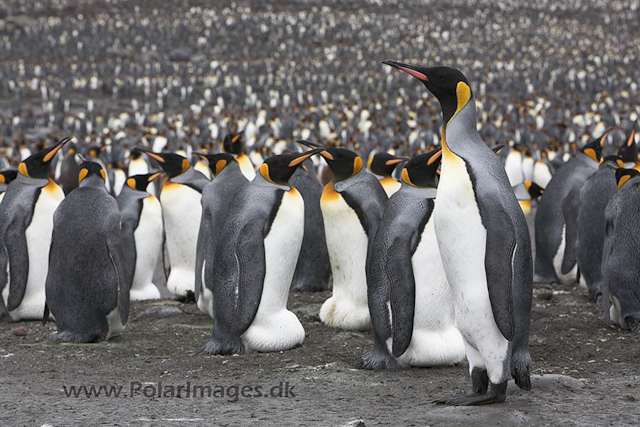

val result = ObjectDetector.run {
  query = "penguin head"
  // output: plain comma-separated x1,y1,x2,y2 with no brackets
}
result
615,168,640,190
193,152,237,177
523,181,545,199
617,121,637,163
18,136,72,179
601,155,625,170
129,147,143,160
223,132,244,155
580,131,609,162
86,145,102,159
297,140,363,182
126,172,162,192
138,148,190,178
401,148,442,188
383,60,471,123
259,149,323,186
368,153,407,177
78,161,106,188
0,170,18,186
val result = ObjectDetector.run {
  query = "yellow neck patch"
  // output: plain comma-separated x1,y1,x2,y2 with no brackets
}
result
215,159,228,175
401,168,416,187
78,168,89,183
18,163,30,177
447,81,472,126
259,163,275,184
584,148,598,162
321,181,340,203
351,156,363,177
618,175,632,190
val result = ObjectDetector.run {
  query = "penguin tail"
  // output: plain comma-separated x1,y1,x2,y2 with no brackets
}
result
511,348,532,391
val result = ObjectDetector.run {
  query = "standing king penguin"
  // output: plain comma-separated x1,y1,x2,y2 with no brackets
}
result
298,140,387,331
45,161,129,342
601,168,640,332
385,61,533,405
363,148,465,369
139,149,209,301
194,153,249,317
201,150,322,354
117,172,164,301
0,137,70,321
576,155,623,300
534,132,608,284
223,132,256,180
367,152,405,196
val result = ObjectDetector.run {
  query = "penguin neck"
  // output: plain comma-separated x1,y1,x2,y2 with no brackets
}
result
441,94,480,154
16,172,49,187
216,161,241,178
401,182,437,199
254,171,290,191
80,176,107,189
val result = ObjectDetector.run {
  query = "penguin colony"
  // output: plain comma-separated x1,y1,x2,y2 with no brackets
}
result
1,0,640,408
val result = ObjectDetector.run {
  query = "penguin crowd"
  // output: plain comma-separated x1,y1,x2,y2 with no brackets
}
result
1,0,640,408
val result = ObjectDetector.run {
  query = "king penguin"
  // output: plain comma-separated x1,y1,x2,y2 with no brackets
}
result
363,148,465,370
117,172,164,301
0,170,18,202
534,132,609,284
139,149,209,301
201,150,322,354
194,152,249,317
601,168,640,332
288,158,332,292
45,161,129,342
367,152,405,196
0,137,70,321
298,140,387,331
513,181,545,217
576,155,623,300
223,132,256,180
385,60,532,405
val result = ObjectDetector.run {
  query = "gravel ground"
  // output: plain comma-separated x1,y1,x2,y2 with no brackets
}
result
1,211,639,427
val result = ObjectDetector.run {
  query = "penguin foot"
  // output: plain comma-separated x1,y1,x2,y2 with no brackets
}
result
175,291,195,304
434,381,507,406
533,273,558,285
200,336,245,355
359,348,399,370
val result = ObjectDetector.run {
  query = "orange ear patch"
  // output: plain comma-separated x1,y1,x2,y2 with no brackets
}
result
78,168,88,183
584,148,597,161
215,160,228,175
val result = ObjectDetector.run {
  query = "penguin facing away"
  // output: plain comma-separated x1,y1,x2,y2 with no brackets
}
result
193,152,249,317
298,139,387,331
367,152,405,196
534,132,608,285
0,137,70,321
138,148,209,301
576,155,623,300
45,161,129,342
223,132,256,180
601,168,640,332
513,181,545,217
117,172,164,301
288,158,331,292
385,60,532,405
362,148,465,370
0,170,18,202
201,149,322,354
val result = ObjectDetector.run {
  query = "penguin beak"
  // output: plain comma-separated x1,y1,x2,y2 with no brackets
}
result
43,136,74,163
148,172,162,182
288,148,324,167
385,157,408,166
383,60,428,81
193,152,208,163
137,147,165,163
428,148,442,165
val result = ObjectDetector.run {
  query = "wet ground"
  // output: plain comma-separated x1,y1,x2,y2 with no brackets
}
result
1,210,640,426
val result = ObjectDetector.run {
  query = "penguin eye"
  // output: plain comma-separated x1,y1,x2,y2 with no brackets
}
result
435,74,446,82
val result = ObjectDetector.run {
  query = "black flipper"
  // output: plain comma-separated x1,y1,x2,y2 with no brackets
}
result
388,236,417,358
561,188,580,275
6,217,30,311
479,200,517,341
235,222,267,335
